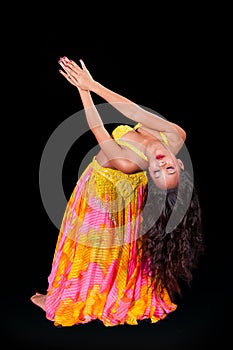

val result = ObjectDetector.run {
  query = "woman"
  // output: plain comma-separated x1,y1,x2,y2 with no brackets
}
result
31,57,204,327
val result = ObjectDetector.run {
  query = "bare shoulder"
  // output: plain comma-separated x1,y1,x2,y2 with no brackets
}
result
136,124,186,155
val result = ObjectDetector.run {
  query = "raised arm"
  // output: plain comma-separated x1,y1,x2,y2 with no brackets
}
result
58,58,144,173
60,57,186,141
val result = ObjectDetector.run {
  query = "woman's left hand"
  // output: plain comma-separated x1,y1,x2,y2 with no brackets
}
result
58,56,94,91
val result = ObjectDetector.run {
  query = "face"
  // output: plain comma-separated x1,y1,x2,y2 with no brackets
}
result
147,145,184,190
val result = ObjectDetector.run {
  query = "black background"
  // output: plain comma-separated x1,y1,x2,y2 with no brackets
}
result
3,8,225,350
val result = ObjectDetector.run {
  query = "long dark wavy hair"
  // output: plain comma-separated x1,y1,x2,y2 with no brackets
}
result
140,169,204,300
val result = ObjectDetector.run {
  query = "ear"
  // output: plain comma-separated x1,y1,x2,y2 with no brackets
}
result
177,159,185,170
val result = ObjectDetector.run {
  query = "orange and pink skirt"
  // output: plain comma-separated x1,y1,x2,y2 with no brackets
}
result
45,157,177,327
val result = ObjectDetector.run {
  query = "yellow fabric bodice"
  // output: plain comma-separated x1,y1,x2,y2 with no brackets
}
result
112,123,169,162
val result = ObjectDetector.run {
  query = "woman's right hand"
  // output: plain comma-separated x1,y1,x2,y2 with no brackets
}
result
58,56,95,91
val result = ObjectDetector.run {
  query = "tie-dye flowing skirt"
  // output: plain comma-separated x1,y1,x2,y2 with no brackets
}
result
45,157,177,326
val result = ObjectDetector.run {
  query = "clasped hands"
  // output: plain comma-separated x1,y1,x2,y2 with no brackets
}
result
58,56,94,91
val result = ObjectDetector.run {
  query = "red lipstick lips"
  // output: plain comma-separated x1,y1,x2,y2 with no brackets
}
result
156,155,165,160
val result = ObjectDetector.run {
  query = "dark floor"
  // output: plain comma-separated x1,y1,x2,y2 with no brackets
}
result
2,238,225,349
2,294,225,349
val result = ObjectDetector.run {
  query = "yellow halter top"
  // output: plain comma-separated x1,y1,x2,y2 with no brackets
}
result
112,123,169,162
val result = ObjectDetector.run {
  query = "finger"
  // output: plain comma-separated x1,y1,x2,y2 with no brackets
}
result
79,59,87,70
58,58,81,86
59,61,77,77
59,69,77,87
60,60,82,79
66,74,78,86
58,60,70,72
58,69,67,78
60,57,82,72
69,59,82,71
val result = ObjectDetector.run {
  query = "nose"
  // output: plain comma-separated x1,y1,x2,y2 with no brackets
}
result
158,159,167,166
